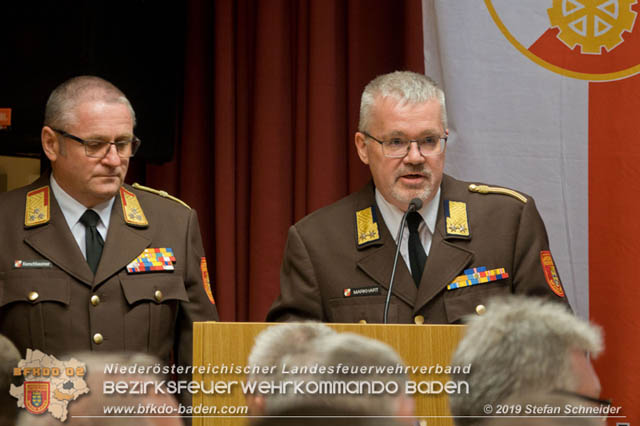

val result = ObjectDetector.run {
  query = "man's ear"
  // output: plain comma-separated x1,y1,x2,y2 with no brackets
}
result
41,126,60,162
355,132,370,165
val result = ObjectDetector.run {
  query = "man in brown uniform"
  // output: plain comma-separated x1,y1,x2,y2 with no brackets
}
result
0,76,219,367
267,71,567,324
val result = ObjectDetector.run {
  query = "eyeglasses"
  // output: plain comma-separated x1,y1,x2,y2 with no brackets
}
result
52,128,141,158
362,131,447,158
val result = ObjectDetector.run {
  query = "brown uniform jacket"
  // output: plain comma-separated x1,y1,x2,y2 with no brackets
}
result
267,174,567,324
0,174,219,366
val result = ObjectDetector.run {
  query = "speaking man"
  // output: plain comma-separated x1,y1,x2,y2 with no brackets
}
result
267,71,567,324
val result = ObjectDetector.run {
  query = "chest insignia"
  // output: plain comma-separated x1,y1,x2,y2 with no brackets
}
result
444,200,470,238
355,206,381,248
120,187,149,227
25,186,50,227
126,248,176,273
447,266,509,290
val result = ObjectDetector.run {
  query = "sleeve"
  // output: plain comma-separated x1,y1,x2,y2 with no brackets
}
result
512,196,569,302
265,224,325,322
175,208,219,369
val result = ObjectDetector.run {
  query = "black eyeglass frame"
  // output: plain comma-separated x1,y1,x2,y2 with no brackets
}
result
362,131,447,158
51,128,141,158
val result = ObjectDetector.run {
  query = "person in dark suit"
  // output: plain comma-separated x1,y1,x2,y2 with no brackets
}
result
267,71,567,324
0,76,218,368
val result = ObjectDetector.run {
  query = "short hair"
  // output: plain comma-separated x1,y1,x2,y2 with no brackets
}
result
0,334,20,426
266,332,410,417
44,75,136,129
358,71,447,132
449,296,603,426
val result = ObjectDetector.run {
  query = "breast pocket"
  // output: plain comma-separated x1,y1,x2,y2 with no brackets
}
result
120,274,189,354
443,281,510,323
0,269,71,352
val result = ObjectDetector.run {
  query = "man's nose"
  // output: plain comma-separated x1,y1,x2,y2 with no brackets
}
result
404,141,425,164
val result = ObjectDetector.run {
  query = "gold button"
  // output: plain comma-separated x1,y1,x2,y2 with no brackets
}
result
154,290,163,302
28,291,39,301
93,333,104,344
358,319,367,324
475,304,487,315
414,315,425,325
90,295,100,306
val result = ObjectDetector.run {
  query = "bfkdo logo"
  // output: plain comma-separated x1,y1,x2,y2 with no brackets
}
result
485,0,640,81
25,382,50,415
10,349,88,422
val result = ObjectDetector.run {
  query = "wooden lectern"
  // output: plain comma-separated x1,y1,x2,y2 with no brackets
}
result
193,322,466,426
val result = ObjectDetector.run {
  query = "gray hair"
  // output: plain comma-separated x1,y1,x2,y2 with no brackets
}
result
358,71,447,132
266,332,410,417
44,75,136,129
449,296,603,426
247,322,335,384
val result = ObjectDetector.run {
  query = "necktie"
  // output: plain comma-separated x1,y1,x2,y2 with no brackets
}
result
407,211,427,286
80,210,104,274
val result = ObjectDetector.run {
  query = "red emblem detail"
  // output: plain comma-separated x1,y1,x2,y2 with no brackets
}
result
14,260,23,268
24,381,50,415
200,257,215,304
540,250,565,297
344,288,352,297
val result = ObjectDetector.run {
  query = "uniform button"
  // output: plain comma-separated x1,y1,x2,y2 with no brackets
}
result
28,291,39,301
90,295,100,306
414,315,425,325
93,333,104,344
358,319,367,324
154,290,163,302
475,304,487,315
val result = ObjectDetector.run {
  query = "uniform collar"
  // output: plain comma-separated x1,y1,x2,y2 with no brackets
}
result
374,186,441,242
50,173,115,232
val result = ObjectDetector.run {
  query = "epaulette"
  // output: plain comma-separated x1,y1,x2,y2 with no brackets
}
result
468,184,527,204
132,183,191,209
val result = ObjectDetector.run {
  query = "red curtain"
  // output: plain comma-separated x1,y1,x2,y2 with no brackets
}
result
137,0,424,321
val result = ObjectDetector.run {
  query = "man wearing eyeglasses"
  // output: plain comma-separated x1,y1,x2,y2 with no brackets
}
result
267,71,567,324
0,76,218,368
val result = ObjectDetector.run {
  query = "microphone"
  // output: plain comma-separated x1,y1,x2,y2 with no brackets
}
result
383,198,423,323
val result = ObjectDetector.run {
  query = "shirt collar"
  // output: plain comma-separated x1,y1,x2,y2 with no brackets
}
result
50,174,115,229
375,186,441,241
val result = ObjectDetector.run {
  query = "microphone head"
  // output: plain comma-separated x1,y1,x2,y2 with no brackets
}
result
409,198,423,211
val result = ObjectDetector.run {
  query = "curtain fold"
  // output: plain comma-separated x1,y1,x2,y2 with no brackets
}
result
142,0,424,321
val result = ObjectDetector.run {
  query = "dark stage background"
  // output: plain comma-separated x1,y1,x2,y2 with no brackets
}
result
1,0,424,321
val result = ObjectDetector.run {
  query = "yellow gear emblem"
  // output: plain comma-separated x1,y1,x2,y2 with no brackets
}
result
548,0,637,54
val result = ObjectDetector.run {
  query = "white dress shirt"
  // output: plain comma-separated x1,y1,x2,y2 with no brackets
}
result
50,174,114,260
375,187,441,275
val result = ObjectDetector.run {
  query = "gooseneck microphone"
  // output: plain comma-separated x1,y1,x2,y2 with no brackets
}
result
383,197,423,323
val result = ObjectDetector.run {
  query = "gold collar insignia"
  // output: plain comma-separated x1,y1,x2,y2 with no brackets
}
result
445,200,470,238
25,186,51,227
120,187,149,227
356,206,381,248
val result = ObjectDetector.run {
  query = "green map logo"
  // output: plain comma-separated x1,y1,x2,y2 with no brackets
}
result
11,349,89,422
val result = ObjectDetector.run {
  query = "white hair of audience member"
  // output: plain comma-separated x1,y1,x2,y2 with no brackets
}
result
265,332,414,423
245,322,336,415
16,352,182,426
449,296,603,426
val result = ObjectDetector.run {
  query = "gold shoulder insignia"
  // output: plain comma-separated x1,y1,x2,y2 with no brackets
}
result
355,206,380,248
120,187,149,227
445,200,470,238
132,183,191,209
25,186,50,227
468,184,527,203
